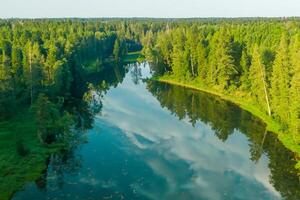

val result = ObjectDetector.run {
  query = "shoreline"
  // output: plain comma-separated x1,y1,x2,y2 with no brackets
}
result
156,77,300,170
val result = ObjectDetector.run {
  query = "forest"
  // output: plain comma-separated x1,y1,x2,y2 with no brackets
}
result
0,19,143,198
141,18,300,170
0,19,146,143
0,18,300,198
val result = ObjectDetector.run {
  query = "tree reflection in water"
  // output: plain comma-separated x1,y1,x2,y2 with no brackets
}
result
31,63,127,194
146,80,300,200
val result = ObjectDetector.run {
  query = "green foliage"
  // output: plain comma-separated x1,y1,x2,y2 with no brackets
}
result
0,111,50,200
147,80,300,199
209,29,238,89
289,34,300,145
122,51,144,63
145,19,300,172
248,45,271,115
0,20,120,113
270,34,291,124
239,48,251,90
1,18,300,198
0,19,146,199
113,38,127,62
34,94,74,144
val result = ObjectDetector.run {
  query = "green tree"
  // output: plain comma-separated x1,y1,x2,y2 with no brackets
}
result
171,29,189,80
239,48,251,91
35,94,73,144
0,40,12,91
11,43,23,96
45,43,59,85
53,59,72,97
248,45,271,116
289,34,300,142
209,29,237,89
113,38,127,62
186,29,199,77
197,39,207,81
270,34,291,124
113,38,121,62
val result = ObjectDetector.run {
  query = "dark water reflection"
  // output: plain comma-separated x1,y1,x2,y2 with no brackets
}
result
13,62,299,200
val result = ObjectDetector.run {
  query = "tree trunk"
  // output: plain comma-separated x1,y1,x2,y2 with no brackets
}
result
191,54,195,77
260,63,271,116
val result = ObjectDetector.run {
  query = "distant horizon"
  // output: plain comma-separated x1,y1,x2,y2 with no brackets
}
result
0,0,299,19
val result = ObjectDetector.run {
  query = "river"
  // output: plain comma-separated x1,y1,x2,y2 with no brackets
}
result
12,62,299,200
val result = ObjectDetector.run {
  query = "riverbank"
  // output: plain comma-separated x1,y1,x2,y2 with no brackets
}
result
0,111,46,200
156,76,300,172
123,51,145,63
0,110,65,200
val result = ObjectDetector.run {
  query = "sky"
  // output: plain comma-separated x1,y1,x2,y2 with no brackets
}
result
0,0,299,18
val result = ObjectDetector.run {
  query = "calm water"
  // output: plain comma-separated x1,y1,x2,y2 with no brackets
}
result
13,62,299,200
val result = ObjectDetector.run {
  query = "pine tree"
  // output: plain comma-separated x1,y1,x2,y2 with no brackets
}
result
186,29,198,77
239,48,251,91
290,63,300,143
249,45,271,116
11,43,23,96
54,59,72,97
23,41,44,104
0,40,12,91
289,34,300,142
197,40,207,81
210,29,237,89
270,34,291,124
171,29,189,80
113,38,121,62
45,43,59,85
156,32,173,67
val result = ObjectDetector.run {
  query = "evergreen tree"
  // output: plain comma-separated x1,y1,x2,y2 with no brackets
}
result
0,40,12,91
155,32,173,70
248,45,271,116
45,43,59,85
209,29,237,89
171,29,189,80
113,37,127,62
54,59,72,98
185,29,198,77
239,48,251,91
113,38,121,62
290,63,300,143
289,35,300,142
11,43,24,96
270,34,291,124
35,93,73,144
197,40,207,81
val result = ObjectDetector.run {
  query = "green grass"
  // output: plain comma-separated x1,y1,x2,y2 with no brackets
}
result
123,51,144,63
157,75,300,172
0,110,57,200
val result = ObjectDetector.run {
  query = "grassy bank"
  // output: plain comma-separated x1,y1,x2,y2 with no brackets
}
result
123,51,145,63
0,110,60,200
157,75,300,171
82,52,144,72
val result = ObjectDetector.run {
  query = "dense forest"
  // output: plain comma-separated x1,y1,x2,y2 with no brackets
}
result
2,18,300,146
0,19,144,198
0,18,300,198
0,19,147,143
142,19,300,170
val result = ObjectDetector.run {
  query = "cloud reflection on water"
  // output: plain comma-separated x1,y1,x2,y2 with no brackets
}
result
95,63,281,200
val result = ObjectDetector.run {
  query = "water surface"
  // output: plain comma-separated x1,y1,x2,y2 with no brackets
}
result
13,62,299,200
